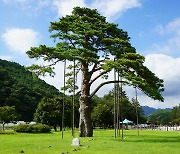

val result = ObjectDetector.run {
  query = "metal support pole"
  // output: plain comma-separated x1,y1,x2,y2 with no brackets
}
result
135,87,139,136
120,75,124,140
62,60,66,139
114,68,117,139
117,71,120,137
72,60,75,138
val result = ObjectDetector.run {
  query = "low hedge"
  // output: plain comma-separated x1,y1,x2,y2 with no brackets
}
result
14,124,51,133
0,130,15,134
32,124,51,133
14,124,32,133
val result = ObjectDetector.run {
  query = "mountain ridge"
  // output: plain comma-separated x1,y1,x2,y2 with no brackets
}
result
142,105,171,116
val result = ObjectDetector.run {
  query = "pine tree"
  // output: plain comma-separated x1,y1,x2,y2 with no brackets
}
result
26,7,164,137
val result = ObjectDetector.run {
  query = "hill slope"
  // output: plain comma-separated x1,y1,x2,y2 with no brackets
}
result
0,59,61,121
142,106,171,116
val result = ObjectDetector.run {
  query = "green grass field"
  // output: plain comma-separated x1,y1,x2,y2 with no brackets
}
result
0,129,179,154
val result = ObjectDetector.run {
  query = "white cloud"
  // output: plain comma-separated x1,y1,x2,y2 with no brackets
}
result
90,0,141,20
167,18,180,32
149,37,180,56
156,18,180,34
2,28,40,54
52,0,141,20
2,0,27,3
2,0,141,20
53,0,86,17
2,0,51,16
145,54,180,95
0,55,13,61
142,54,180,108
149,18,180,56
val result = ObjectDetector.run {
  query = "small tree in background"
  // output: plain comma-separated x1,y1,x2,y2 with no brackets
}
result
35,97,63,131
92,103,113,128
34,96,78,131
171,104,180,125
0,106,17,130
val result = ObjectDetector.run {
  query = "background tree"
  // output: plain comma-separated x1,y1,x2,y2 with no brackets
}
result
34,96,79,131
0,68,15,105
92,101,113,129
0,106,17,130
148,110,171,125
35,97,63,131
171,104,180,125
91,90,146,128
26,7,164,137
131,98,146,124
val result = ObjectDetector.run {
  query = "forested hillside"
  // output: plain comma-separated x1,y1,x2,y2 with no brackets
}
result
0,59,61,121
142,106,171,116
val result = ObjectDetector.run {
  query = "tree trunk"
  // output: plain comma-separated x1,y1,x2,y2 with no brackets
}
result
53,125,57,131
59,124,62,131
2,122,5,131
79,94,93,137
79,70,93,137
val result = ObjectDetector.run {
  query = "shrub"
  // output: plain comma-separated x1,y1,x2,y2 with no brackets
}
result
0,130,15,134
14,124,32,133
14,123,51,133
32,124,51,133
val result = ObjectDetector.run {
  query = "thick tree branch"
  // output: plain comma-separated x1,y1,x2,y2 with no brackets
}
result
46,60,61,67
90,59,105,73
89,70,109,85
69,39,76,48
67,34,76,48
90,80,128,98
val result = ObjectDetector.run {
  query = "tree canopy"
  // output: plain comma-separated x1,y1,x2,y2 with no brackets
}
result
148,110,171,125
171,104,180,124
27,7,164,101
0,106,17,130
34,96,79,131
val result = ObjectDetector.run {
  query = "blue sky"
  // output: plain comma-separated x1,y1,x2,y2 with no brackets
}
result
0,0,180,108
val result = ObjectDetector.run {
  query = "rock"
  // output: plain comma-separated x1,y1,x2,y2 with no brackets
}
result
19,150,24,153
71,138,80,146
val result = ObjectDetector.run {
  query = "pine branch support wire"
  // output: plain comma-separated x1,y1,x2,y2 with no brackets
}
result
72,60,76,138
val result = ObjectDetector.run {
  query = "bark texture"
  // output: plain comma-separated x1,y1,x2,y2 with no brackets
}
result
79,69,93,137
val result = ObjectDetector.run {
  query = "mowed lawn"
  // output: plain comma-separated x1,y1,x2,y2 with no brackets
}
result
0,129,180,154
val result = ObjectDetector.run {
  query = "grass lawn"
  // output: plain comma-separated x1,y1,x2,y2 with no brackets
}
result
0,129,179,154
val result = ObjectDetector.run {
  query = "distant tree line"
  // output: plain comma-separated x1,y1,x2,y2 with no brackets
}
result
148,104,180,125
91,91,146,128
